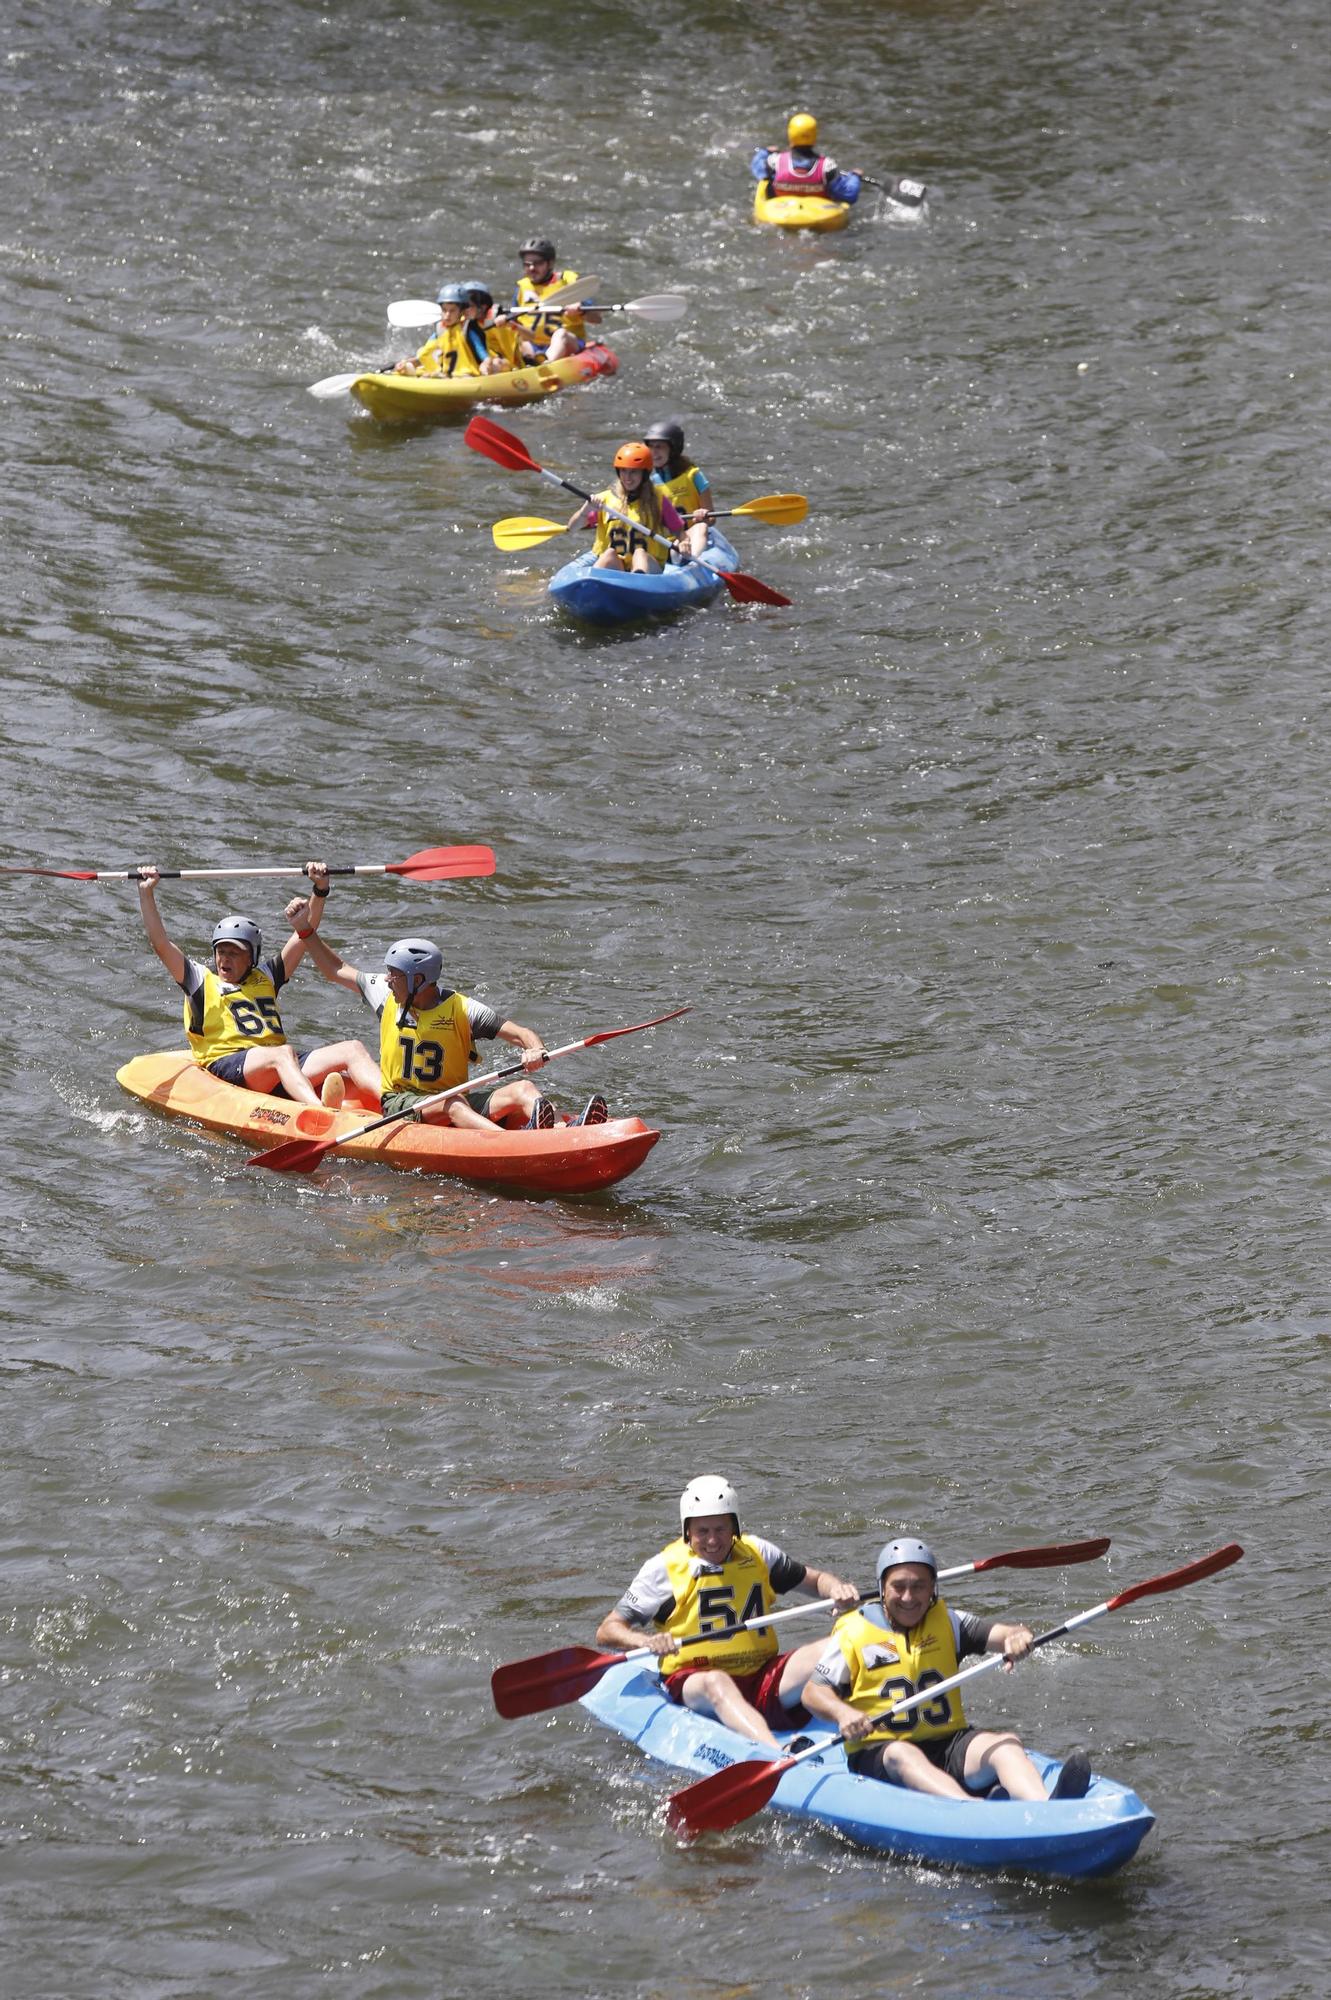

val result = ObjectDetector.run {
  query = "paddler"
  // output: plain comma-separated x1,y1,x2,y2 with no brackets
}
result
292,866,609,1131
750,112,863,206
801,1537,1092,1801
594,1475,861,1751
460,281,540,376
645,418,713,561
568,441,687,574
393,283,480,378
512,237,601,362
134,866,380,1110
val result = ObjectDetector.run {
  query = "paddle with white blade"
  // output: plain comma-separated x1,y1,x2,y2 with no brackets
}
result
0,844,497,885
663,1542,1244,1840
489,1538,1112,1719
386,275,603,333
248,1005,691,1175
465,415,793,607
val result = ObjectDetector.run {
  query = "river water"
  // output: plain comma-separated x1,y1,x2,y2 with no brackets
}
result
3,0,1329,1994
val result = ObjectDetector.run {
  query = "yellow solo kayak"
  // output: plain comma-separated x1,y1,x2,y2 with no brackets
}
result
752,180,851,233
350,341,618,422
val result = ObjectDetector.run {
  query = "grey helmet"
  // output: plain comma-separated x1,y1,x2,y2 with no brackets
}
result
435,282,470,308
384,937,444,1002
211,916,261,969
876,1536,938,1581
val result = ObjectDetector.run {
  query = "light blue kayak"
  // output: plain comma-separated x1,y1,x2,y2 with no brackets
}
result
580,1661,1155,1879
548,529,740,627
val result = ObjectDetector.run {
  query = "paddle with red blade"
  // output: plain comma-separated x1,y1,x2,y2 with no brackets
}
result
248,1005,691,1175
0,844,496,885
464,414,792,608
490,1538,1111,1720
663,1542,1244,1840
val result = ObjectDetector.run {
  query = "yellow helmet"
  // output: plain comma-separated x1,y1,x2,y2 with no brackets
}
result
788,112,818,147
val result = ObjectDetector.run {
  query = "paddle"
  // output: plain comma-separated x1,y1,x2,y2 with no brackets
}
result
526,292,686,324
861,173,927,208
663,1542,1243,1839
490,1538,1112,1720
465,416,792,608
386,276,602,334
248,1005,691,1175
309,371,366,400
492,492,808,552
1,844,497,886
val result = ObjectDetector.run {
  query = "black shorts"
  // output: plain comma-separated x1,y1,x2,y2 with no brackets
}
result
850,1727,996,1793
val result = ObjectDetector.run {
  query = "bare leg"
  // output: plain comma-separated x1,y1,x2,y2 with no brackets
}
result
873,1740,970,1798
242,1045,321,1108
686,521,709,558
442,1080,538,1131
594,550,628,570
775,1637,832,1712
300,1040,381,1102
962,1728,1048,1802
629,548,662,574
679,1669,780,1750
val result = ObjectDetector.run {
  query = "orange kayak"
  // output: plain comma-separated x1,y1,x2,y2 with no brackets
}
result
116,1052,661,1195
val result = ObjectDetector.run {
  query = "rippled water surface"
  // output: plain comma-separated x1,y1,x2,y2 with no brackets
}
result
4,1,1330,1994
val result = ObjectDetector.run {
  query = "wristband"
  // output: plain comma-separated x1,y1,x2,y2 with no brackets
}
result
311,883,329,897
294,927,314,940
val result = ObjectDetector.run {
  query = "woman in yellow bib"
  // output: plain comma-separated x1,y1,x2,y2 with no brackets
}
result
804,1537,1092,1801
134,867,380,1109
569,442,687,574
645,418,714,561
594,1475,860,1750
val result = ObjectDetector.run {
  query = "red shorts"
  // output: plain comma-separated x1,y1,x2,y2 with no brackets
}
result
663,1650,810,1729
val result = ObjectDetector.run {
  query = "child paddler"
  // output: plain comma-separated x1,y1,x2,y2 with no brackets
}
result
568,442,686,574
292,865,609,1132
594,1475,860,1751
134,866,380,1110
802,1537,1092,1801
393,283,481,378
460,281,539,376
645,418,713,561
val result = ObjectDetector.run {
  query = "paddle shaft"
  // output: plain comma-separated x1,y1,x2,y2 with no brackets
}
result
251,1006,691,1170
44,845,495,885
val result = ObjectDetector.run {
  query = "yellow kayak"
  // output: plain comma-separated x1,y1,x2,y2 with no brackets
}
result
752,180,851,233
351,342,618,422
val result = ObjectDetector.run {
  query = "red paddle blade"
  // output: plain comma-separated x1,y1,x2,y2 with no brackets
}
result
465,413,540,475
665,1753,794,1841
1107,1542,1243,1612
717,570,792,609
386,844,496,881
582,1005,692,1048
491,1645,623,1719
972,1537,1111,1574
0,864,100,879
247,1135,338,1175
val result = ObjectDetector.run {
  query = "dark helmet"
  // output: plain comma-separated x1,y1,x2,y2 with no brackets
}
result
520,236,557,261
461,280,494,309
644,419,686,454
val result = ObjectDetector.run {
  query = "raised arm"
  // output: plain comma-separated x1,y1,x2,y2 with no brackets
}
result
135,868,186,986
281,861,362,989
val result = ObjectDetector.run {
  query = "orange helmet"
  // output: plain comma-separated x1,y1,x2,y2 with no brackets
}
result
613,442,653,470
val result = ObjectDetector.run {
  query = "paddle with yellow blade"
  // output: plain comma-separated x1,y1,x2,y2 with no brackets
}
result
0,844,497,884
466,415,793,607
247,1006,691,1176
492,492,808,552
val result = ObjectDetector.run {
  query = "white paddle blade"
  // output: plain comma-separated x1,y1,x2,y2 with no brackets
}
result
623,292,687,322
308,373,361,399
387,298,442,329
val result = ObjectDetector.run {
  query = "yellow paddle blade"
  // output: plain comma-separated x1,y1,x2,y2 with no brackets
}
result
492,515,570,551
731,493,809,525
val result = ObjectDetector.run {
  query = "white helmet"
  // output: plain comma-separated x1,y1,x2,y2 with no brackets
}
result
679,1474,740,1529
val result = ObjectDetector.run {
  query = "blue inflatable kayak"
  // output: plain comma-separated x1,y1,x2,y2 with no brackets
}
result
548,530,740,628
580,1661,1155,1879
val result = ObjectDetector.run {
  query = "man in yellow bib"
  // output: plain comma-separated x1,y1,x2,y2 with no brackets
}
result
135,866,380,1109
803,1537,1091,1801
594,1476,860,1750
294,866,606,1130
512,237,601,362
